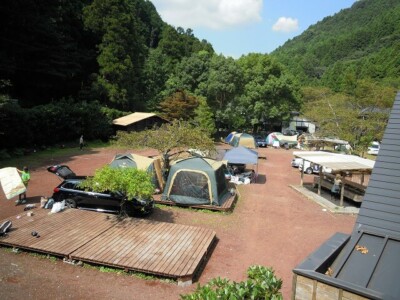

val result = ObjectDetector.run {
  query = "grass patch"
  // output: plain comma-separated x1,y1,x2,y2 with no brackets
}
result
29,252,58,262
82,262,175,283
0,246,17,253
0,140,112,169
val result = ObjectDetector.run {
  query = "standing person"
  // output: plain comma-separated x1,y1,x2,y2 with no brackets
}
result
331,174,342,200
16,166,30,204
79,135,84,150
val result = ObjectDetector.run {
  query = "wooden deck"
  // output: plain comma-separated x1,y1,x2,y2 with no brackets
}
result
154,192,237,212
0,208,216,285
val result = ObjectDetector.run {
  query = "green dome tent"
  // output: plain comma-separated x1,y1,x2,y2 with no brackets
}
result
161,157,230,206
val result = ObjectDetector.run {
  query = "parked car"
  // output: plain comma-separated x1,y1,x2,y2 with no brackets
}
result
291,157,302,168
282,129,298,136
367,141,380,155
298,160,332,174
47,165,154,216
255,136,267,148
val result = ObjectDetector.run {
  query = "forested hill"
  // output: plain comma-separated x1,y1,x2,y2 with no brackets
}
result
271,0,400,91
0,0,213,109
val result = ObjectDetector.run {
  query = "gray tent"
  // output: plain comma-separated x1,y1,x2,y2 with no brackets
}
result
161,157,230,206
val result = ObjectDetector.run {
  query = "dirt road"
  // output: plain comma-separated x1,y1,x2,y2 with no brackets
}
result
0,146,356,299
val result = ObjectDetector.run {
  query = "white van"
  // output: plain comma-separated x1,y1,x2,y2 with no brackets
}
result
367,142,380,155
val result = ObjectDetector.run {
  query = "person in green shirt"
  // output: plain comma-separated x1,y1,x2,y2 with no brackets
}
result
16,166,30,204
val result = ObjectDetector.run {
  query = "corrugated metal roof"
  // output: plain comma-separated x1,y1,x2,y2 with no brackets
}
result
113,112,159,126
356,92,400,235
293,151,375,172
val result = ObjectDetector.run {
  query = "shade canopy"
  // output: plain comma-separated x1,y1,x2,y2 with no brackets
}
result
293,151,374,173
223,146,258,165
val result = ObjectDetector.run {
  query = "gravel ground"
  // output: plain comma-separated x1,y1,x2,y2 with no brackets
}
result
0,146,357,299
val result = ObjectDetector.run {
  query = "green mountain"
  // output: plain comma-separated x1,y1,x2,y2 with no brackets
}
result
271,0,400,91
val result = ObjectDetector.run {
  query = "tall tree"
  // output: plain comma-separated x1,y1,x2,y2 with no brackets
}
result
204,54,243,110
162,50,212,98
302,84,395,154
0,0,95,106
236,53,301,130
193,97,216,137
83,0,147,110
114,120,217,176
158,90,199,121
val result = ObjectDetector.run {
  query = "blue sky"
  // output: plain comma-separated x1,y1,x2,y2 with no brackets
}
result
151,0,358,58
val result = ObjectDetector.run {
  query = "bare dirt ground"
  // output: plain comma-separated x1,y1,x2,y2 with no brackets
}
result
0,146,357,299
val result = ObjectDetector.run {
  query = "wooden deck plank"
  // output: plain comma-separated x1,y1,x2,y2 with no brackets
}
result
80,219,146,261
33,211,114,254
171,227,211,276
106,220,166,265
163,226,207,275
168,227,215,277
0,209,116,256
0,209,80,248
140,224,191,271
179,230,216,276
0,209,216,281
70,215,125,259
136,227,194,273
101,220,171,264
150,225,198,275
96,220,171,264
116,221,181,268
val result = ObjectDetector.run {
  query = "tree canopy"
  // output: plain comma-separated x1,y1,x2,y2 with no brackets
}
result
0,0,398,154
113,120,216,157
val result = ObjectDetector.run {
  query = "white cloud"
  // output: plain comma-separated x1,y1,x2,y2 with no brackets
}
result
151,0,262,30
272,17,299,32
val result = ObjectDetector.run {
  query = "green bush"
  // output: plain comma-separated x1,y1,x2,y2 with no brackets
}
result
180,266,283,300
0,98,121,150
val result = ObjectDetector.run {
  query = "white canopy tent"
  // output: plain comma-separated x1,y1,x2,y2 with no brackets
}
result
293,151,375,206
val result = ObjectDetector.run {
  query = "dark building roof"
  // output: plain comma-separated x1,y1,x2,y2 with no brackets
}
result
356,93,400,235
293,92,400,300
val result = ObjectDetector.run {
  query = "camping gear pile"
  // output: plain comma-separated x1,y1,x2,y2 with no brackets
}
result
223,146,258,185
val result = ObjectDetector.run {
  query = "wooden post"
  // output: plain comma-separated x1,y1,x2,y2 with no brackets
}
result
340,182,345,207
318,166,322,195
300,159,305,186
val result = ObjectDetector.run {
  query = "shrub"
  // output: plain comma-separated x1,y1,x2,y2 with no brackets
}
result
180,265,283,300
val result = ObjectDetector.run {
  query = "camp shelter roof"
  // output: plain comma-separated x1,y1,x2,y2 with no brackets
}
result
229,133,257,149
293,151,375,173
170,156,225,170
112,112,168,126
306,136,350,147
223,146,258,165
224,131,237,143
110,153,155,170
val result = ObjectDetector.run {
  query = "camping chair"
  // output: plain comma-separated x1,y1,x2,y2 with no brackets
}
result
0,220,12,236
